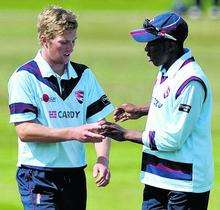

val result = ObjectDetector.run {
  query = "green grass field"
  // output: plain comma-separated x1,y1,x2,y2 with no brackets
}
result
0,1,219,209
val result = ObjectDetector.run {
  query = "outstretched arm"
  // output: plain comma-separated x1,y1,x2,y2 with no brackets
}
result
15,120,105,143
104,82,206,152
101,122,143,145
114,103,150,122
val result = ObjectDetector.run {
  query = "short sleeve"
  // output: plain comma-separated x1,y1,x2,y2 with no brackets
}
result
84,69,114,123
8,71,38,123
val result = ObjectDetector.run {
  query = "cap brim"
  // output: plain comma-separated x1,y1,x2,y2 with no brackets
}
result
130,28,158,42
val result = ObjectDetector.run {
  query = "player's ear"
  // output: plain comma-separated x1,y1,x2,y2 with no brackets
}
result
166,40,177,53
40,35,48,48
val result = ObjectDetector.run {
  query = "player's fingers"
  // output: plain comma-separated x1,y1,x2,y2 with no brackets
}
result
95,176,103,184
100,122,113,132
105,170,110,181
114,115,121,122
99,130,112,138
97,118,107,124
96,171,110,187
114,107,124,114
121,117,129,122
120,113,131,122
116,113,128,122
86,122,102,132
93,166,98,178
97,179,109,187
113,108,125,118
114,114,122,121
95,168,107,183
84,139,102,143
85,132,104,142
114,113,128,122
94,175,104,186
87,132,105,140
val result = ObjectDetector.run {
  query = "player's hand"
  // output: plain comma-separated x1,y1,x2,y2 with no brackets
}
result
93,156,110,187
101,121,127,142
114,103,142,122
69,122,105,143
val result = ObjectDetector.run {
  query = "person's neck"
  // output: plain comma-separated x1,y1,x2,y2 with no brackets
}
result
163,49,185,71
41,50,65,76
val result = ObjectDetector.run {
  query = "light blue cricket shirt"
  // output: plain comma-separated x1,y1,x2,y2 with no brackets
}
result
8,51,114,168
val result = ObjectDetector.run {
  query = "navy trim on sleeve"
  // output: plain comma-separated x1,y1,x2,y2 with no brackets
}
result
175,76,207,102
86,95,111,119
9,102,38,115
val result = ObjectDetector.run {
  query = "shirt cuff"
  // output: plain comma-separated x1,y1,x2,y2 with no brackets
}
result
9,112,36,123
142,130,149,147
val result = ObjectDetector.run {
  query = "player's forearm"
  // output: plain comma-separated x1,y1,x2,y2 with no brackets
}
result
15,122,73,143
124,130,144,145
137,104,150,116
94,138,111,165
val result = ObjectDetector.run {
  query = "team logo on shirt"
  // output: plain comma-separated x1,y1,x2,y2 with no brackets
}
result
41,94,56,103
75,90,84,104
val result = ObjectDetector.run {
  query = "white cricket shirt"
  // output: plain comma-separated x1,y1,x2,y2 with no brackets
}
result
141,48,213,193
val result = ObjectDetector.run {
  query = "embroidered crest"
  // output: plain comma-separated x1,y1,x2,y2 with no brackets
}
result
75,90,84,104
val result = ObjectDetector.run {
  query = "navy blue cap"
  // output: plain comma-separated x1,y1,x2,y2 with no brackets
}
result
130,12,188,43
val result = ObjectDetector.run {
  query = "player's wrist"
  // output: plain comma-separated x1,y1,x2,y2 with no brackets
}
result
137,105,149,116
64,127,79,141
124,130,143,144
123,129,131,140
96,156,109,166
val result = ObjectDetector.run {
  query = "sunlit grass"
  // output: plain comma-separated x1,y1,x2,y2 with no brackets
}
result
0,3,219,210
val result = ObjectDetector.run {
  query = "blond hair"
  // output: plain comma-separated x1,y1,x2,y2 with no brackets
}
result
37,6,78,41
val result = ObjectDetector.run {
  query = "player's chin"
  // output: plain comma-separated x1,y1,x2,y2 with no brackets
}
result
64,58,70,64
147,56,161,66
62,55,71,64
56,58,69,66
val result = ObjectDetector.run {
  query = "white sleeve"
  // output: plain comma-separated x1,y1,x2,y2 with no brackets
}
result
8,71,37,123
142,81,205,151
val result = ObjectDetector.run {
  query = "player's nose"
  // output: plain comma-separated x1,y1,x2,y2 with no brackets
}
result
144,44,149,52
